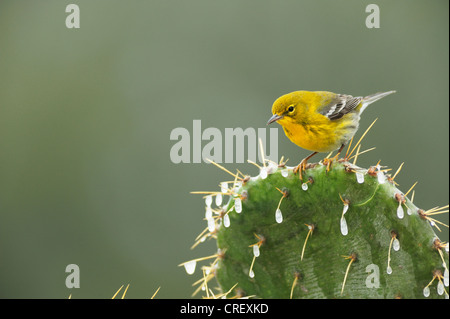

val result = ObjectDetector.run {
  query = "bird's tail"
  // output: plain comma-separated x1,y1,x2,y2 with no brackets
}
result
360,90,396,113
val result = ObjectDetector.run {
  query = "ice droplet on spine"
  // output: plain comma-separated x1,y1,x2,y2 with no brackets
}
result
356,172,364,184
220,182,228,193
423,286,430,297
407,207,412,215
183,260,197,275
281,169,288,177
437,281,444,295
260,168,268,179
223,214,230,228
249,270,255,278
253,245,260,257
215,193,222,206
234,197,242,213
386,266,392,275
397,203,404,219
301,183,308,191
275,208,283,223
207,217,215,232
343,204,349,215
340,217,348,236
393,238,400,251
205,206,212,219
377,171,386,184
205,195,212,207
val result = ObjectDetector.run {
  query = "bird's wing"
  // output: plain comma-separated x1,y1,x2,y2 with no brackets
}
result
318,94,363,120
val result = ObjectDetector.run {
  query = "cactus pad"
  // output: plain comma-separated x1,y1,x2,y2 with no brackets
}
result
184,159,449,299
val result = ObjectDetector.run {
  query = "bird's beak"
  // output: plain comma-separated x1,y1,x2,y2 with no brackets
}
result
267,114,284,125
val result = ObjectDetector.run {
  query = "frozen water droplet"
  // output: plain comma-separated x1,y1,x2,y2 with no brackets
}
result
183,260,197,275
343,204,349,215
437,281,444,295
444,268,449,287
215,193,222,206
249,270,255,278
423,286,430,298
445,244,449,253
205,195,212,207
260,168,268,179
253,245,260,257
340,217,348,236
221,182,228,193
393,238,400,251
267,161,277,174
281,169,289,177
205,206,212,219
301,183,308,191
377,171,386,184
223,214,230,228
270,161,278,168
275,208,283,223
407,207,412,215
207,217,216,232
356,172,364,184
397,203,404,219
430,220,436,227
234,198,242,213
387,266,392,274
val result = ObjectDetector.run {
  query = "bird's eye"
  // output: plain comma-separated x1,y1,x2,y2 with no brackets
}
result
288,106,294,112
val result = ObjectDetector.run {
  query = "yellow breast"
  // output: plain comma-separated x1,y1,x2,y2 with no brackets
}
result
281,118,354,153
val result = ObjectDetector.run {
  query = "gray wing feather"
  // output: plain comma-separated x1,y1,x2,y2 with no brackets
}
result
319,94,363,120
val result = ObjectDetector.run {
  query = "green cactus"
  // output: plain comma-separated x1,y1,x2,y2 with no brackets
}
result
183,156,449,299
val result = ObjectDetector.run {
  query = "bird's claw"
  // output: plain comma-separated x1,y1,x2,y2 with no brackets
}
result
323,153,340,174
293,160,307,181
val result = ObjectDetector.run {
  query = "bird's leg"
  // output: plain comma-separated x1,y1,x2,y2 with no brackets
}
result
324,144,345,173
293,151,318,180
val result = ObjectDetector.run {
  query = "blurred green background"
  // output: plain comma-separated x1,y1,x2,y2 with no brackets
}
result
0,0,448,298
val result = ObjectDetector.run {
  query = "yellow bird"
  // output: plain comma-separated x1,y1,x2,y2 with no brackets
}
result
267,90,396,176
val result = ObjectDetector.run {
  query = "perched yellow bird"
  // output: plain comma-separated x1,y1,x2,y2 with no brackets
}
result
267,90,396,176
